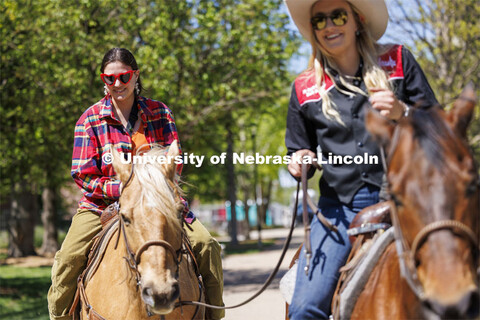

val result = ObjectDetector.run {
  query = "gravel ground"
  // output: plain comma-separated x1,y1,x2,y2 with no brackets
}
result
1,226,305,320
222,227,303,320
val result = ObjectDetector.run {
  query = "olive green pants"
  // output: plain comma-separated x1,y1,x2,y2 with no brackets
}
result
47,209,224,319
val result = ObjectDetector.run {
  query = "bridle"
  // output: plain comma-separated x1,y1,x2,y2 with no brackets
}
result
114,207,184,286
113,155,334,313
110,149,336,313
116,161,203,319
379,120,479,301
116,162,184,285
388,199,478,300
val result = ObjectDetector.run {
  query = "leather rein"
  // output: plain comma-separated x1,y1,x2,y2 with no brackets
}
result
178,185,300,311
111,162,203,319
109,154,359,313
301,161,338,275
177,161,333,311
114,207,183,287
379,122,479,301
115,162,184,286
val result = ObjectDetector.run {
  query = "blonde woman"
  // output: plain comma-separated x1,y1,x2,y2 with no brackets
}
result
284,0,437,318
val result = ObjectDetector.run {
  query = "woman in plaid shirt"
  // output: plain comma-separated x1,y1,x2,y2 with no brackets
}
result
47,48,224,320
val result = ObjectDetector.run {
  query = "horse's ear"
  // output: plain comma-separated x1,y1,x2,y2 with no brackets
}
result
366,109,395,148
447,83,477,139
112,149,132,184
165,140,180,181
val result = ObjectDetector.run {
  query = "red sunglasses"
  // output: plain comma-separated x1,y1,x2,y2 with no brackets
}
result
100,70,137,86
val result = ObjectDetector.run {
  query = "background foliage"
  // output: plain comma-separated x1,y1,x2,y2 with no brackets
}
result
1,0,299,200
1,0,478,252
1,0,300,251
0,0,479,317
390,0,480,158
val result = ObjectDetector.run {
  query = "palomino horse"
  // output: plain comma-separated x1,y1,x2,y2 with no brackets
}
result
350,86,479,319
80,141,204,319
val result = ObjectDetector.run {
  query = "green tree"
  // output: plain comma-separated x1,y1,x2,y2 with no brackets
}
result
1,0,300,252
390,0,480,161
134,0,300,243
1,0,141,256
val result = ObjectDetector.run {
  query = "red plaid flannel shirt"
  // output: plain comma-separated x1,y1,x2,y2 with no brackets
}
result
71,95,194,222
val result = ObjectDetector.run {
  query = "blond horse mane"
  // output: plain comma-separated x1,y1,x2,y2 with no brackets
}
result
82,144,204,319
131,145,183,233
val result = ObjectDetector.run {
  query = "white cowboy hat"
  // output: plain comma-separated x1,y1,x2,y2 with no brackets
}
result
285,0,388,42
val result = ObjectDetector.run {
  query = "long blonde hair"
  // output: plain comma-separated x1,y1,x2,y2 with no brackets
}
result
306,3,393,125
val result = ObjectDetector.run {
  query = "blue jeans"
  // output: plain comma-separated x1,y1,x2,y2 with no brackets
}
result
289,185,380,319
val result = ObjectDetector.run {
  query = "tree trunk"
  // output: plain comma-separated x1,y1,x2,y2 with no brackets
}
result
260,178,273,225
252,130,261,246
38,186,59,256
226,124,238,245
242,185,251,240
8,184,37,257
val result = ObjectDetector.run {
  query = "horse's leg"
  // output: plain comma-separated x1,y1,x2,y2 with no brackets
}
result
351,243,422,319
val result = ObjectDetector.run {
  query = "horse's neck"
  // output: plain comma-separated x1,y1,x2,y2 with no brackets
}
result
351,243,422,319
84,228,147,319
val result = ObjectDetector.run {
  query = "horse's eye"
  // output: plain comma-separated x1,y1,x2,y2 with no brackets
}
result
121,214,132,226
391,194,403,207
466,180,478,197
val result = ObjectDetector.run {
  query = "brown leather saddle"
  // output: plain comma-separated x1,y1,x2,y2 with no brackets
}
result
331,201,393,319
347,201,391,243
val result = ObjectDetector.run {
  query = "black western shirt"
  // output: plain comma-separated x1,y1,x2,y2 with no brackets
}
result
285,45,438,204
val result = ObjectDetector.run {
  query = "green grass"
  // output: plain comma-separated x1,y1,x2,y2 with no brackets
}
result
0,223,272,319
0,240,274,320
221,239,275,255
0,230,7,250
0,226,67,250
0,265,51,320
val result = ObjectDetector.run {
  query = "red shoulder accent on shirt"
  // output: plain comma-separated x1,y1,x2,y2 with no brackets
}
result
294,70,334,106
378,44,404,79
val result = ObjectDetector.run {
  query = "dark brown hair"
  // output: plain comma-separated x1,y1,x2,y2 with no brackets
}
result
101,48,144,96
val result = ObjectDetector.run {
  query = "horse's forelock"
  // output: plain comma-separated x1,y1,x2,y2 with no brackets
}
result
132,146,183,232
409,106,460,170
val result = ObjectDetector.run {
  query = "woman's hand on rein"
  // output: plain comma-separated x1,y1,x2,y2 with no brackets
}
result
369,88,407,120
288,149,317,178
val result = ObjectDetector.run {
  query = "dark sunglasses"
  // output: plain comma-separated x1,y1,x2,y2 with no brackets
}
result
100,70,137,86
311,9,349,30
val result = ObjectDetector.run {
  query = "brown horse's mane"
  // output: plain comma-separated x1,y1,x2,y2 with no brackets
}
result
409,105,461,170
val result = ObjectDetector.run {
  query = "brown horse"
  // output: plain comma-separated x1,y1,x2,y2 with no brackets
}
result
80,141,204,319
349,86,479,319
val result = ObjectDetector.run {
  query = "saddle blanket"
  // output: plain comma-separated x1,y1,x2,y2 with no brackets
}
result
338,227,395,319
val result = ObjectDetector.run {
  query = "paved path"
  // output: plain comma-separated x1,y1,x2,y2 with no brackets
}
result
1,227,305,320
221,227,303,320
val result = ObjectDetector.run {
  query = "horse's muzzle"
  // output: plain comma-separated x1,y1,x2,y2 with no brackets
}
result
141,282,180,314
423,288,479,319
